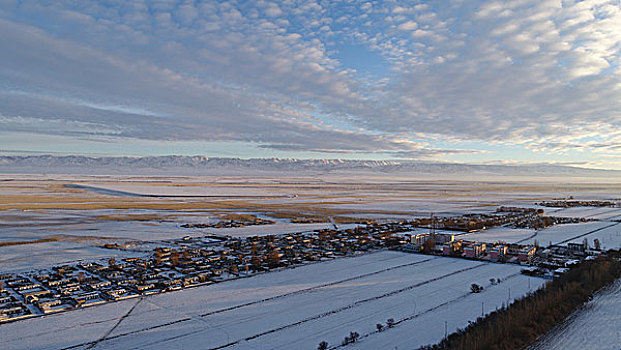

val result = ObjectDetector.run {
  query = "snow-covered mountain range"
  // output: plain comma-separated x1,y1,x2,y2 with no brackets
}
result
0,155,619,178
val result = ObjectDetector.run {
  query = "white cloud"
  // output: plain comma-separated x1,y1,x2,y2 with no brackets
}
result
0,0,619,164
397,20,417,31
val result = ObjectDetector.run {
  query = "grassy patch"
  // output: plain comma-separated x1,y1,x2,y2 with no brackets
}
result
0,238,60,247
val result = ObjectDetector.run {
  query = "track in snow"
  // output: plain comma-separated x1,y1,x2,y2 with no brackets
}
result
129,263,488,350
60,255,439,349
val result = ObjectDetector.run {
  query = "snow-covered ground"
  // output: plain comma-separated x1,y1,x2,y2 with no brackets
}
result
459,227,536,244
520,222,621,248
545,206,621,221
207,222,362,238
0,240,141,273
71,183,295,197
565,223,621,251
530,278,621,350
0,251,546,350
458,222,621,250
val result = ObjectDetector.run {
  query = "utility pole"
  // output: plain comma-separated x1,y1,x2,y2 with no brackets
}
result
481,301,484,317
528,278,531,290
444,321,448,340
508,287,511,302
430,212,435,235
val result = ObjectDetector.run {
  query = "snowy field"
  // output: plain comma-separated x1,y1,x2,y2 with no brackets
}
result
0,240,142,273
69,183,294,197
545,206,621,221
530,278,621,350
518,222,621,248
565,223,621,250
459,222,621,250
0,251,546,350
458,227,536,244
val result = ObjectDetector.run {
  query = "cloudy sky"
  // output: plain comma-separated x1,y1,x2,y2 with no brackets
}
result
1,0,620,168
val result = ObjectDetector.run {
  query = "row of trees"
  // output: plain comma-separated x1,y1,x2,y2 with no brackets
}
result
421,253,621,350
317,318,398,349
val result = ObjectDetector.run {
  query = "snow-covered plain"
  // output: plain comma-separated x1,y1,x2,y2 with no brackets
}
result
565,223,621,250
0,240,141,273
519,222,621,248
545,206,621,221
458,227,536,244
530,278,621,350
458,222,621,250
0,251,546,350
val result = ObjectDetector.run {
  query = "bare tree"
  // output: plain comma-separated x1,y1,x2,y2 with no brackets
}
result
154,249,163,266
471,284,484,293
170,251,179,266
349,331,359,342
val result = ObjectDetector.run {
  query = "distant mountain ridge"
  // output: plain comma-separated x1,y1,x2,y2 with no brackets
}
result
0,155,619,178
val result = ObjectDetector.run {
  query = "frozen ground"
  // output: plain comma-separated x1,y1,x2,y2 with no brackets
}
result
0,251,546,350
520,222,621,249
545,206,621,221
459,222,621,250
565,223,621,250
70,183,294,197
0,240,141,273
459,227,536,244
0,212,356,241
530,278,621,350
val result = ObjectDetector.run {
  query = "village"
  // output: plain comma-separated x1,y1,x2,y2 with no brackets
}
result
0,208,607,324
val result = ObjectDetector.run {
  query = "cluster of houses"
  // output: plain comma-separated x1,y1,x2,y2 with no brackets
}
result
0,265,116,322
180,217,275,229
409,209,593,232
403,232,540,264
163,223,409,274
0,276,33,322
0,222,410,323
409,211,544,232
400,226,607,275
538,200,618,208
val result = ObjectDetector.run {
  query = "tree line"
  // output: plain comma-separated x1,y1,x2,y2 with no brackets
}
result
421,252,621,350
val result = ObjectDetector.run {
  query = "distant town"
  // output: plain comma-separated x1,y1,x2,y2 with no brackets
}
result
0,207,613,324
